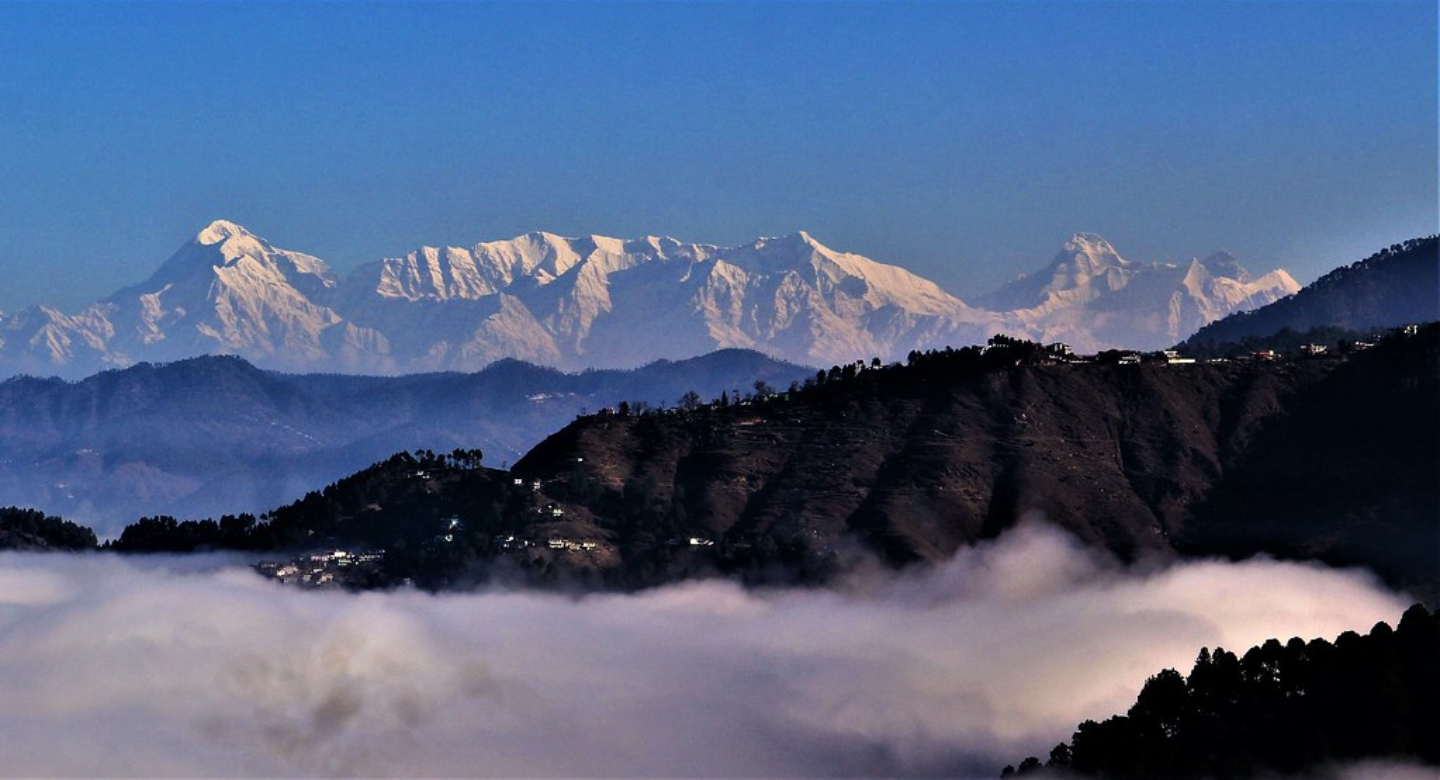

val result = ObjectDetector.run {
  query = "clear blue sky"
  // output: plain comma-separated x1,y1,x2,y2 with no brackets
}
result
0,0,1434,311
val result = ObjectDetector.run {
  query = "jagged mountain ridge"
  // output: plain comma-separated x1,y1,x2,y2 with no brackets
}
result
0,349,812,536
0,222,1297,378
978,233,1299,350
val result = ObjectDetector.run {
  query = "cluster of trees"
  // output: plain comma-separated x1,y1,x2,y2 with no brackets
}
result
110,448,493,554
1308,236,1437,292
602,340,1046,432
906,335,1057,374
605,379,801,420
595,337,1057,431
1003,604,1440,778
104,446,579,590
107,513,267,552
0,506,96,550
410,448,485,470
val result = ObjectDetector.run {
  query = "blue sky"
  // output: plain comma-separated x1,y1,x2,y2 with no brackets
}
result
0,0,1434,310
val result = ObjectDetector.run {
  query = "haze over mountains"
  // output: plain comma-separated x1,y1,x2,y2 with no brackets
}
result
0,349,810,536
0,222,1298,378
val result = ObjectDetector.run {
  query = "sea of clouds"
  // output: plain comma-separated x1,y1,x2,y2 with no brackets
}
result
0,522,1420,778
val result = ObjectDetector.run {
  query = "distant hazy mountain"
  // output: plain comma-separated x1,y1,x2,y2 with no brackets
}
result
0,349,811,536
977,233,1299,352
1180,236,1438,350
0,221,1301,377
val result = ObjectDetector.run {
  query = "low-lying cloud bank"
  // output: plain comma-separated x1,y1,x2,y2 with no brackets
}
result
0,523,1418,778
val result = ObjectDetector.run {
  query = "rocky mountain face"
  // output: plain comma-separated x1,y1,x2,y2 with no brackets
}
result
0,349,811,537
977,233,1299,352
1180,236,1438,351
0,222,1298,378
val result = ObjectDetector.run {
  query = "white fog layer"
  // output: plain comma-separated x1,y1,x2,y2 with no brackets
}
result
0,524,1415,778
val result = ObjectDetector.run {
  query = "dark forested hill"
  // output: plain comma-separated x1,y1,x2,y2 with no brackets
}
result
1179,328,1440,595
513,328,1438,597
1180,236,1438,351
1003,604,1440,778
0,506,96,550
0,349,811,535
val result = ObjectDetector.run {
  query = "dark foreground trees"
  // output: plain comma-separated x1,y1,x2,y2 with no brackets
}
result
0,506,97,550
1003,604,1440,778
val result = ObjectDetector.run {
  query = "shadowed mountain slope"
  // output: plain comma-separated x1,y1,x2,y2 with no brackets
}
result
513,328,1438,597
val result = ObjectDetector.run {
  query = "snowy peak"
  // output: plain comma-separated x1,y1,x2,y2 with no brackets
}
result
1251,268,1299,292
367,245,504,302
727,231,828,271
980,234,1302,351
734,231,874,283
359,231,694,303
195,218,250,246
711,231,970,316
319,227,988,371
754,230,822,251
975,232,1130,311
1052,232,1128,276
135,219,336,293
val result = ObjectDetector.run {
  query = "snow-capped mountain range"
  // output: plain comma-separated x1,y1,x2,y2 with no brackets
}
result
976,232,1302,351
0,221,1298,377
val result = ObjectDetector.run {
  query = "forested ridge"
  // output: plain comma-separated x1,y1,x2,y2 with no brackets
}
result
0,506,96,550
516,325,1439,596
1181,236,1438,351
1003,604,1440,778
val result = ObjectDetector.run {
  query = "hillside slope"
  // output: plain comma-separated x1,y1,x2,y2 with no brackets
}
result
1180,236,1438,350
514,329,1438,596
